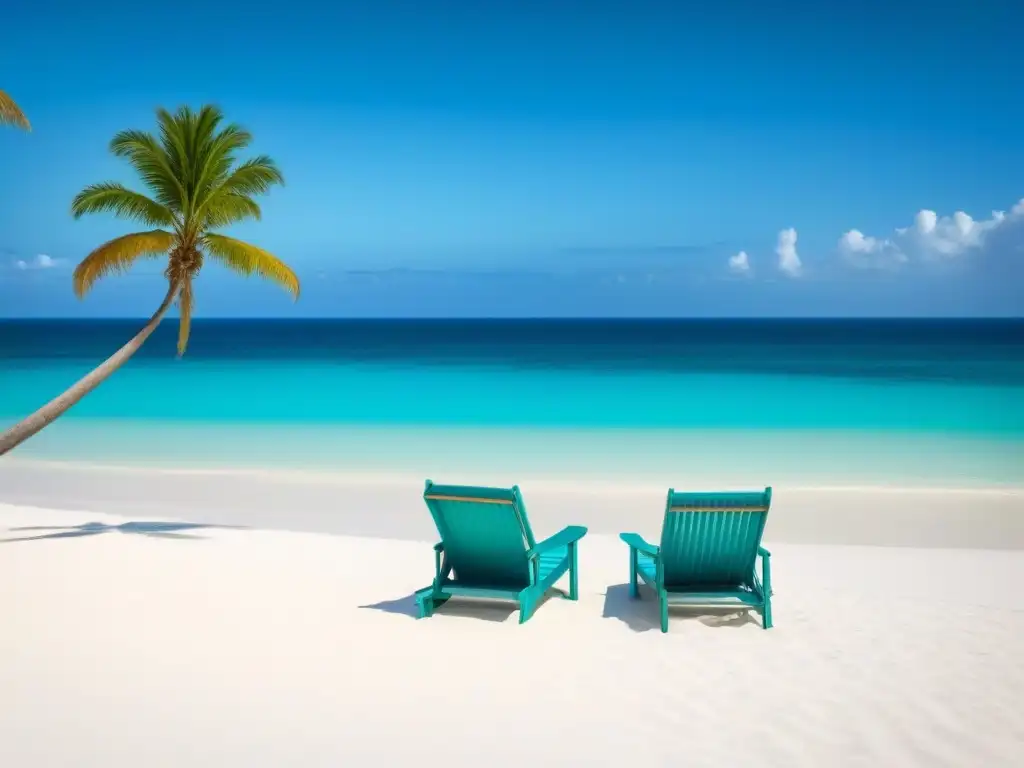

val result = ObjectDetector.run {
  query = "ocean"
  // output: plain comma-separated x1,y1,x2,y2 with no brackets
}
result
1,318,1022,487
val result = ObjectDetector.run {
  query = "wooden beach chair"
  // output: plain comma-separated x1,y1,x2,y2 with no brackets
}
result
619,487,774,632
414,480,588,624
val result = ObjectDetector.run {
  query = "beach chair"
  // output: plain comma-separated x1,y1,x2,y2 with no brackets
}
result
619,487,774,632
415,480,588,624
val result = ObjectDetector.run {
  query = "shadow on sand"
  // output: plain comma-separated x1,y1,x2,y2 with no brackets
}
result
1,520,239,543
360,588,566,624
602,583,761,632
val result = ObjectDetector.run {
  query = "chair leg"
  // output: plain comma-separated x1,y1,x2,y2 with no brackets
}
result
761,557,773,629
416,595,429,618
659,593,669,633
415,587,431,618
415,587,449,618
519,593,534,624
629,547,639,598
568,542,579,601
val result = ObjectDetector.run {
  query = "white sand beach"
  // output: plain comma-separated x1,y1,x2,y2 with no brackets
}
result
3,468,1024,767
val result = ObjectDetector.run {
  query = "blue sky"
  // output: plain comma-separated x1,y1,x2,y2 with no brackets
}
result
0,0,1022,317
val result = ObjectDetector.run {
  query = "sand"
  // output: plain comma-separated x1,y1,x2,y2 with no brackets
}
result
2,477,1024,767
2,458,1024,548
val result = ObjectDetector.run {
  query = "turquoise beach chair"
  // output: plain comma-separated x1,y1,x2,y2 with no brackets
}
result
619,487,774,632
415,480,588,624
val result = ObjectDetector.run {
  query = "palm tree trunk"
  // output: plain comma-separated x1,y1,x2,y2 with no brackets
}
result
0,282,180,457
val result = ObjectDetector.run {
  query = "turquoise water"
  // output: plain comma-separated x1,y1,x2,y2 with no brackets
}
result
2,319,1022,485
4,360,1021,433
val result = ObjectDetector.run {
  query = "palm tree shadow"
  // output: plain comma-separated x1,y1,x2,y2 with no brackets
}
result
360,589,564,624
602,583,761,632
1,520,241,543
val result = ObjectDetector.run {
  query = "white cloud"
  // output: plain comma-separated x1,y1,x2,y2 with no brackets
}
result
728,250,751,275
837,229,907,269
775,228,801,277
901,208,1004,257
14,253,62,270
840,197,1024,268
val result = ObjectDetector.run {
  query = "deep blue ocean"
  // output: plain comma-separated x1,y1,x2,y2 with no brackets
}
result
1,319,1022,485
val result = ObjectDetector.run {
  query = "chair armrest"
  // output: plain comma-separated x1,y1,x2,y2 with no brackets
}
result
527,525,588,559
757,545,771,558
432,541,447,582
619,532,659,557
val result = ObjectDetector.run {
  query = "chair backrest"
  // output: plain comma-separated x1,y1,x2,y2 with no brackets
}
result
423,480,537,589
658,487,772,587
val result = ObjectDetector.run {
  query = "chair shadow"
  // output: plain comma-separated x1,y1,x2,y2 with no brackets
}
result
360,588,565,624
1,520,240,544
602,583,761,632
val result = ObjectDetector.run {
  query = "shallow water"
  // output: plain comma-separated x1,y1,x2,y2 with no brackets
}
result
2,319,1022,484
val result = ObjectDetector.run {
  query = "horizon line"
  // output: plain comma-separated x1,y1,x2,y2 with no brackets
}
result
1,316,1021,323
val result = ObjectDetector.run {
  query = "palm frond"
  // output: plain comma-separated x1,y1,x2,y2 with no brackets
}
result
73,230,176,298
202,194,263,228
153,105,259,233
225,156,284,194
198,155,282,221
155,108,189,204
108,130,184,211
176,105,216,202
203,233,300,299
71,183,177,228
191,125,255,219
196,123,253,191
176,278,194,356
0,90,30,131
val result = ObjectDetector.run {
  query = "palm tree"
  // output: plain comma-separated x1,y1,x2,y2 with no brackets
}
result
0,104,300,456
0,89,31,130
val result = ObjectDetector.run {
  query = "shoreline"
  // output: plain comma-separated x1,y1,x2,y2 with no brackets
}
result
5,455,1024,495
6,420,1024,489
3,458,1022,550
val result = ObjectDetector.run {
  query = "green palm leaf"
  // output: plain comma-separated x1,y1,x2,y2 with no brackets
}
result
71,183,177,229
109,129,185,211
